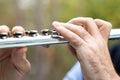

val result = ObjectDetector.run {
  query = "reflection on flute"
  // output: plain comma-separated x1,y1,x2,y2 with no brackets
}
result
0,29,120,48
109,29,120,40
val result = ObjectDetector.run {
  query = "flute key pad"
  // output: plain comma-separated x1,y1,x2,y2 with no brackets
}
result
28,30,39,37
13,32,23,38
0,33,8,39
41,29,50,36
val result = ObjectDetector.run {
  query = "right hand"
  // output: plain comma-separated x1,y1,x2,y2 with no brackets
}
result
52,17,120,80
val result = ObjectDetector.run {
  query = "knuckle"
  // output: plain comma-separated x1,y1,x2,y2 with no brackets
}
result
86,17,94,21
22,60,31,73
70,36,80,44
94,19,100,22
79,29,88,38
103,21,112,31
85,18,94,23
69,17,79,23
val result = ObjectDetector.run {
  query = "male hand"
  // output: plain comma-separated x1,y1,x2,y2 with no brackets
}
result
52,17,120,80
0,25,30,80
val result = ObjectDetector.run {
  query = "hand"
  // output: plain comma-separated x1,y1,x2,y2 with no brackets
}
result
0,25,30,80
52,17,120,80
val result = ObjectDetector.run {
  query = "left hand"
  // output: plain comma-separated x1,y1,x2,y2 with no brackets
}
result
0,26,30,80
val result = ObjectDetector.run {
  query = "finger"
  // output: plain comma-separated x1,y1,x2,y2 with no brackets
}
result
12,26,25,32
12,26,25,37
68,17,101,38
52,21,85,48
11,26,30,74
94,19,112,41
0,25,10,33
60,23,93,43
12,47,31,74
0,25,10,56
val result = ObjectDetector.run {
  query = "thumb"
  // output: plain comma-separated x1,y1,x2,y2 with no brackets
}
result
12,47,31,75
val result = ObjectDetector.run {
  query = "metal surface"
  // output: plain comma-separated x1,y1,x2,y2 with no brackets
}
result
0,29,120,48
109,29,120,40
0,35,68,48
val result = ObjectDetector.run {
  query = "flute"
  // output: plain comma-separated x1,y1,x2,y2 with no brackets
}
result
0,29,120,48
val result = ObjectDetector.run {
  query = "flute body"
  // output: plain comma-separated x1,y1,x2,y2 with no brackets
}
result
0,35,68,48
0,29,120,48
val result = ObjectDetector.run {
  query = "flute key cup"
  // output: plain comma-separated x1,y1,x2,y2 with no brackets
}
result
41,29,51,36
0,32,8,39
13,32,24,38
29,30,39,37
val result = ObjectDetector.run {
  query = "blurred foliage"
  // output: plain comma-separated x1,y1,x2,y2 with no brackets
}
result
83,0,120,27
0,0,120,80
0,0,15,27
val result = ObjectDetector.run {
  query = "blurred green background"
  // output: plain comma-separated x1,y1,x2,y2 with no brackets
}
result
0,0,120,80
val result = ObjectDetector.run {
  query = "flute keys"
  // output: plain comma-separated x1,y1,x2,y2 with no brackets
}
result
0,33,8,39
41,29,50,35
13,32,23,38
50,29,59,35
50,29,61,38
29,30,38,37
25,31,30,36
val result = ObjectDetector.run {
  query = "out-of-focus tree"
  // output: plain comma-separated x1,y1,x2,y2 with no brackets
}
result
82,0,120,28
0,0,15,27
27,0,55,80
13,0,24,26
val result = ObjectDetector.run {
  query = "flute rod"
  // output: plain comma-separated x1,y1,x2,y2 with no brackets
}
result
0,29,120,48
109,29,120,40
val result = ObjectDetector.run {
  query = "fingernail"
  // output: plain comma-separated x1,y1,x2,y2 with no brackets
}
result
52,21,62,28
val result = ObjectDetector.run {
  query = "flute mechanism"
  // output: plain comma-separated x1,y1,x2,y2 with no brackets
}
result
0,29,120,48
0,29,68,48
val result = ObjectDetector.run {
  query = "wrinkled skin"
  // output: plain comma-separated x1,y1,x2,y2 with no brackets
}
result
0,26,30,80
52,17,120,80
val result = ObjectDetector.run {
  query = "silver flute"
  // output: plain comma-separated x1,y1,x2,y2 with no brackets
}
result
0,29,120,48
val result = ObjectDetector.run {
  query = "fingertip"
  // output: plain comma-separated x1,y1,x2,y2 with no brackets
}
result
52,21,60,27
52,21,65,32
12,26,25,33
0,25,10,33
